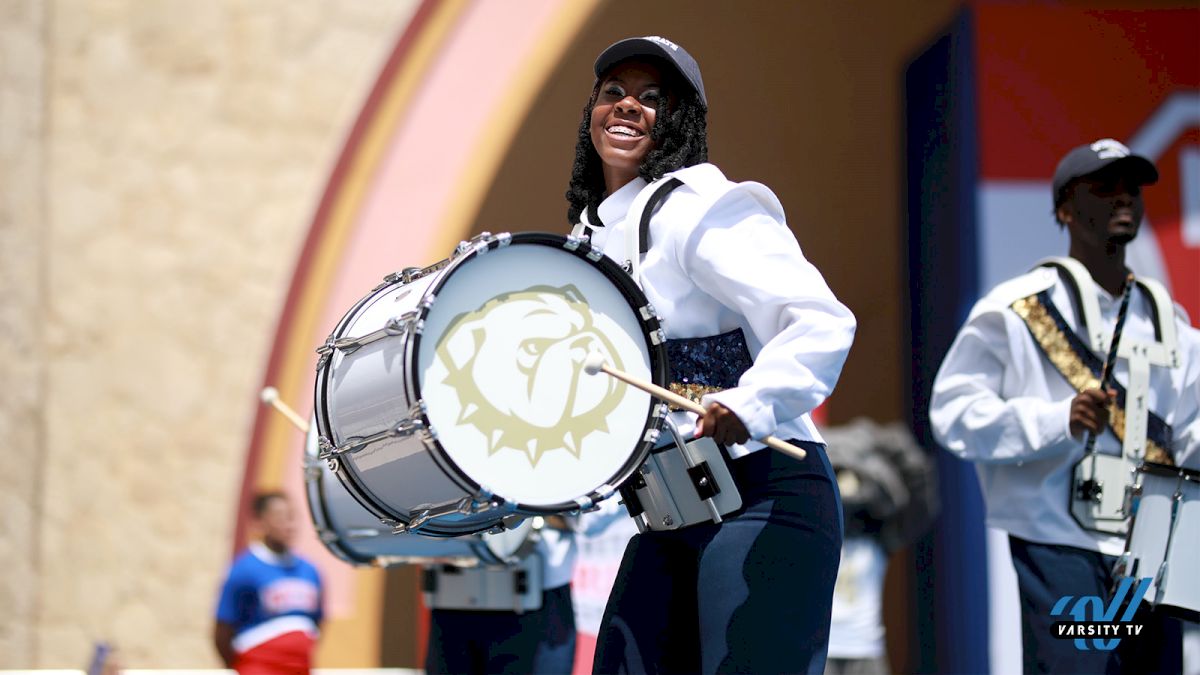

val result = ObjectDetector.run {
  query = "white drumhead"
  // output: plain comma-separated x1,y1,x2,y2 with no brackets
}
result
418,240,654,508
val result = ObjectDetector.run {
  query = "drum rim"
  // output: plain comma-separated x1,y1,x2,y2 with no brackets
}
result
408,231,669,514
1137,461,1200,482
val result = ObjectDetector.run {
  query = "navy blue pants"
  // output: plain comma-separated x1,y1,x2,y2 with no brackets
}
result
593,441,843,674
425,583,576,675
1008,535,1183,674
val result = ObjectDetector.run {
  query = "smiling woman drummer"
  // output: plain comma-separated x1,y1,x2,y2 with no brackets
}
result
566,36,857,674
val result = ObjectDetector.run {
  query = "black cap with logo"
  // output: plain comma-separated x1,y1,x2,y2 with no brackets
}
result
1052,138,1158,207
594,36,707,106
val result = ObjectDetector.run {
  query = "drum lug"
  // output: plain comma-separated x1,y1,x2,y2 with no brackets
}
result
408,312,426,336
317,435,337,460
500,513,528,530
398,266,424,284
454,233,487,258
408,508,434,532
639,304,659,321
315,337,336,371
564,234,585,251
315,312,419,369
465,488,497,515
393,417,425,438
593,483,617,502
643,427,662,445
410,400,429,420
648,328,666,346
374,517,403,535
454,232,505,259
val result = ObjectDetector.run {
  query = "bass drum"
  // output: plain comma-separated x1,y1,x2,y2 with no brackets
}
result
303,416,533,567
313,232,668,536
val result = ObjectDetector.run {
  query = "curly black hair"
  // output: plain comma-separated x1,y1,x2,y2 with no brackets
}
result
565,59,709,225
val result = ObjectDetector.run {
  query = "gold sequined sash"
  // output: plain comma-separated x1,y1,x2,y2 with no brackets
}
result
1011,293,1174,465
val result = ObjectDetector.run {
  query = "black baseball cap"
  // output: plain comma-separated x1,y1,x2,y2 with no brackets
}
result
594,36,707,106
1052,138,1158,206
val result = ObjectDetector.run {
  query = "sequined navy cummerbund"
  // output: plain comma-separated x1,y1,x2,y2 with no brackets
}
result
665,328,753,407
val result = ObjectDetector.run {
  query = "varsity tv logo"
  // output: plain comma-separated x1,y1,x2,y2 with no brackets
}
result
1050,577,1152,651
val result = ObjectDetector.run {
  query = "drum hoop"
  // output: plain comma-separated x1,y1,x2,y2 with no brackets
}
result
408,231,670,513
304,448,383,566
304,416,395,564
1138,461,1200,482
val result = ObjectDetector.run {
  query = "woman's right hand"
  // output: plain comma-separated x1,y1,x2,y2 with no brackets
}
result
694,402,751,446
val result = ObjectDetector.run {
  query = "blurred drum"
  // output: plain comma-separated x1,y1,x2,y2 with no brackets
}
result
313,232,668,537
1118,462,1200,620
303,416,532,567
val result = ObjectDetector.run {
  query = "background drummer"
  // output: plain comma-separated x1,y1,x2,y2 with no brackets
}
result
930,139,1200,673
422,502,634,675
422,515,577,675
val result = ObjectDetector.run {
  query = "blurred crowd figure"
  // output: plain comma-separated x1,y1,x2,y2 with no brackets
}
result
86,642,121,675
821,418,939,675
214,491,324,675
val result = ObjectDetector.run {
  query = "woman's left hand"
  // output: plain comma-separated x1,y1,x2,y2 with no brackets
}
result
694,402,750,446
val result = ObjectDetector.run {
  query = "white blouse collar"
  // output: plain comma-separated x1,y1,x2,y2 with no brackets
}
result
594,177,647,228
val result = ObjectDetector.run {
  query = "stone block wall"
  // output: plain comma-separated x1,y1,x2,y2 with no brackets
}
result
0,0,415,666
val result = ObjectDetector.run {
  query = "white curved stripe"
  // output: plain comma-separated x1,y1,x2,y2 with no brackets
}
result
231,615,319,653
1128,91,1200,160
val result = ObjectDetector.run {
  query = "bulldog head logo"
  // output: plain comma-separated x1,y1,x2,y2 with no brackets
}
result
434,284,628,466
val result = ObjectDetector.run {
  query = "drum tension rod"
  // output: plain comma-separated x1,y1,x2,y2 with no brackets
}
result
315,312,421,370
399,495,499,534
317,418,426,460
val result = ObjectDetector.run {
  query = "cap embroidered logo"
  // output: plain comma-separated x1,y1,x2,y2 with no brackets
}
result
645,35,680,52
1091,138,1132,159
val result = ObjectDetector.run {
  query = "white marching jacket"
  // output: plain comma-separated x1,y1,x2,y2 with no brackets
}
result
576,163,857,458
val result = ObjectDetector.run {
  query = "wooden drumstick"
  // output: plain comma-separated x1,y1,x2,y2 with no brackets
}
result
260,386,310,434
582,353,807,461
